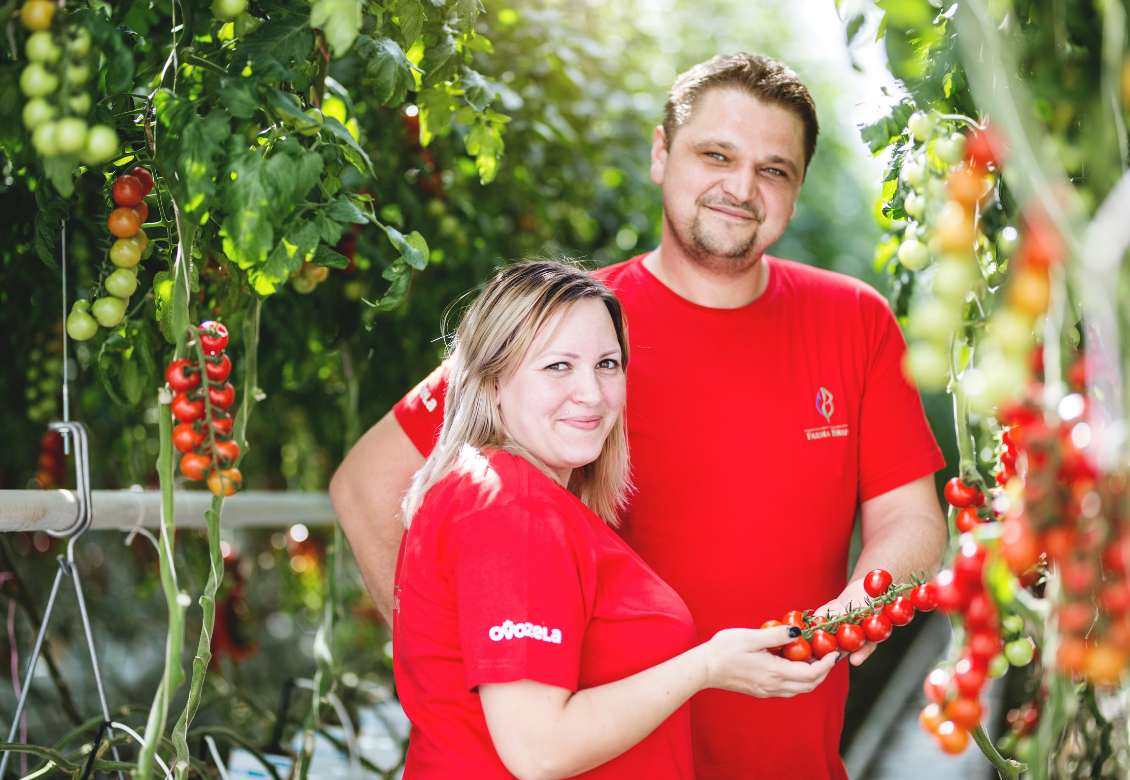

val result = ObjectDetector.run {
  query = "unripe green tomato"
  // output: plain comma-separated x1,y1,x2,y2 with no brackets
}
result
212,0,249,24
935,133,967,166
439,214,460,237
80,124,118,166
907,111,935,142
270,94,301,123
903,341,950,391
426,198,447,217
932,256,976,303
67,28,92,58
54,117,87,155
104,267,139,298
68,92,92,115
26,31,61,63
64,63,90,86
22,97,55,130
898,238,930,271
987,653,1010,679
927,176,948,201
907,297,959,344
990,308,1033,356
298,108,324,136
995,732,1018,757
66,301,98,341
32,121,59,157
91,296,126,328
1003,638,1034,667
232,12,261,37
997,225,1020,258
291,274,317,294
901,158,926,188
903,192,926,220
1001,615,1024,638
1014,737,1036,766
20,63,59,98
110,237,142,268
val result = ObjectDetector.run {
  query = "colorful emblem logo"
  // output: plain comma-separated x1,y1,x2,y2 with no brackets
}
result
816,387,834,423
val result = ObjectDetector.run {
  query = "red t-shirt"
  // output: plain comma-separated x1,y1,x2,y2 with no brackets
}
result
394,448,698,780
394,255,945,780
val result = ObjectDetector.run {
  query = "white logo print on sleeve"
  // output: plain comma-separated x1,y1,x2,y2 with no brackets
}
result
418,383,438,412
488,619,562,644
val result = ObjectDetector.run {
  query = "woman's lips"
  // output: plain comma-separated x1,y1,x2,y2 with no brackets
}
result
560,417,601,431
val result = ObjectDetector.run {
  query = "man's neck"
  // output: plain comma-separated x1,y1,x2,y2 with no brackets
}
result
641,231,770,310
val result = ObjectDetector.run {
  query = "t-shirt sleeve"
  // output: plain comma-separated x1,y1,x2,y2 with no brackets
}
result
392,362,450,458
857,297,946,501
452,499,593,692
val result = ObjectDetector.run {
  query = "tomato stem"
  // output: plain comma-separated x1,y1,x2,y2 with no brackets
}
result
800,581,919,639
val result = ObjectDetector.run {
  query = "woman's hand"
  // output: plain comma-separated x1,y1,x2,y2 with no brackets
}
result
702,625,838,698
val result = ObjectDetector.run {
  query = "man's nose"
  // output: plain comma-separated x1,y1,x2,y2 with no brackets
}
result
721,164,758,206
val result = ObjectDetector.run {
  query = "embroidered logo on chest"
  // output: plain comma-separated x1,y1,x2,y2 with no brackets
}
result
805,386,849,441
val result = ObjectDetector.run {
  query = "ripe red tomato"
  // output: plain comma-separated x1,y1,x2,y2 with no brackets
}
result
909,582,938,612
955,507,980,533
964,592,999,632
208,382,236,410
1102,538,1130,573
1001,426,1017,449
1057,637,1087,675
207,466,242,497
212,438,240,466
166,359,200,391
954,542,987,593
936,721,969,754
131,200,149,224
919,703,945,734
1100,579,1130,614
965,124,1005,172
782,610,805,629
112,175,144,207
836,623,866,653
209,415,234,438
205,353,232,383
945,696,983,730
1042,526,1074,563
130,166,154,195
968,630,1001,664
782,636,812,662
953,658,986,696
1001,516,1041,575
108,207,141,238
944,477,980,508
923,667,949,704
198,321,229,355
934,570,968,613
863,569,893,598
861,613,893,643
810,629,838,659
172,422,205,454
884,596,915,626
171,392,205,423
1058,601,1094,634
761,619,784,656
1062,559,1096,595
180,452,211,481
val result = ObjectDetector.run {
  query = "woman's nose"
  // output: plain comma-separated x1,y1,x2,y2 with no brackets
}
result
570,367,603,406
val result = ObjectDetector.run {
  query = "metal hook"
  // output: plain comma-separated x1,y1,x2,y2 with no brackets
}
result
45,420,91,543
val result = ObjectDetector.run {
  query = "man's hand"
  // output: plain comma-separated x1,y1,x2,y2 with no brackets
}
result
813,579,877,666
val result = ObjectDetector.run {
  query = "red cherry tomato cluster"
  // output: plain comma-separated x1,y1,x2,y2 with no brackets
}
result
108,166,152,263
760,569,930,664
168,321,242,497
34,428,67,488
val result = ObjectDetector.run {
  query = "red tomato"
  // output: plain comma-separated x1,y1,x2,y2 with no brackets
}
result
130,166,154,195
1057,637,1087,675
782,610,806,629
212,439,240,466
1058,601,1094,634
968,630,1001,665
209,415,234,438
131,200,149,224
782,636,812,662
919,703,945,734
172,422,205,454
205,353,232,383
861,612,893,643
1042,526,1074,563
809,615,829,624
923,667,950,704
934,570,968,613
1000,445,1017,470
944,477,980,508
964,592,999,632
1062,559,1096,595
1101,580,1130,614
953,658,986,696
1102,538,1130,574
761,619,784,656
171,392,205,423
198,321,229,355
936,721,969,754
863,569,893,598
112,175,144,207
954,541,987,594
108,207,140,238
180,452,211,481
1001,516,1041,575
965,124,1006,171
955,507,980,533
836,623,866,653
909,582,938,612
166,359,200,392
810,629,838,659
946,696,983,730
207,382,236,410
207,466,242,497
884,596,915,626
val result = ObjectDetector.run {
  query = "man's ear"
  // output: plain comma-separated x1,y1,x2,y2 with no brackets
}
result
791,202,798,219
650,126,667,186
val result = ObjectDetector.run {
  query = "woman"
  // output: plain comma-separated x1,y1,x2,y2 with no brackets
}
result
394,261,836,780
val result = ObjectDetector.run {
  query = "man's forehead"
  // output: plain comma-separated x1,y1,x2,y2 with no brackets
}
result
674,91,804,159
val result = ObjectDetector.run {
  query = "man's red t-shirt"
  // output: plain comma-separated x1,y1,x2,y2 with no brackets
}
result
394,448,698,779
394,255,945,780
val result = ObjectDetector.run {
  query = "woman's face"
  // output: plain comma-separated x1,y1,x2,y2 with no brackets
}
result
497,297,626,485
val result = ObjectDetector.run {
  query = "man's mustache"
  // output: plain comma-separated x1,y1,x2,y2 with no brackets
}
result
696,197,764,222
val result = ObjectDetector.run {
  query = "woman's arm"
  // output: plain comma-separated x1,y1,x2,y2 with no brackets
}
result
479,625,837,780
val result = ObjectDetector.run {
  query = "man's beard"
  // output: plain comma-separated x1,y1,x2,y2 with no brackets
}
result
663,193,765,276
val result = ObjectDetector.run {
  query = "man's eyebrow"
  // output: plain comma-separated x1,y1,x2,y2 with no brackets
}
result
764,155,799,175
693,139,738,153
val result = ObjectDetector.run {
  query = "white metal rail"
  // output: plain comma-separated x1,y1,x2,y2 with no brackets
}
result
0,490,337,533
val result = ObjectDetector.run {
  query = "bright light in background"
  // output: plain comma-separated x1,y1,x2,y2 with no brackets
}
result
1058,392,1086,422
404,104,419,117
289,523,309,543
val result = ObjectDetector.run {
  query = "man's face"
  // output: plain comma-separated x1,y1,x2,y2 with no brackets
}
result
651,88,806,275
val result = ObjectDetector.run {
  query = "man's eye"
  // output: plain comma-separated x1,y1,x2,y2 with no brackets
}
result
706,152,727,161
765,167,787,177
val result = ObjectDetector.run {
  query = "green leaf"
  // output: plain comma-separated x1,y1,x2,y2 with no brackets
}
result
454,0,483,33
356,36,420,106
42,155,76,198
33,180,69,268
310,0,363,57
420,27,457,86
174,110,232,215
859,99,914,154
465,122,504,183
249,220,320,295
314,214,345,245
460,67,494,112
846,13,865,45
322,117,373,175
153,271,175,343
418,83,457,146
394,0,426,48
366,259,412,310
217,78,262,120
381,225,428,270
311,244,351,268
325,195,369,224
220,143,282,268
68,10,135,93
233,15,315,78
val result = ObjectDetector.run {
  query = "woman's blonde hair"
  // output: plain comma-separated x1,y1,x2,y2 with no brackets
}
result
402,260,632,526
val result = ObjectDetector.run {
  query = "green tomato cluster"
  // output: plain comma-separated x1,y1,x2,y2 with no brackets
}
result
65,266,140,341
19,21,118,165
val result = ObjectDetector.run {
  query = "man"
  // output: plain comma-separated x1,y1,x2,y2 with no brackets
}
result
331,53,947,779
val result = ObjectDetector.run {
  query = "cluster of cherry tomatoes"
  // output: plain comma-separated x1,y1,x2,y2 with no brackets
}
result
66,167,154,342
168,322,243,497
18,1,118,164
760,569,935,663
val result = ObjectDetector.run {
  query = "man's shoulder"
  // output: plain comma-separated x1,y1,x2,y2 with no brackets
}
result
770,256,889,310
591,254,645,290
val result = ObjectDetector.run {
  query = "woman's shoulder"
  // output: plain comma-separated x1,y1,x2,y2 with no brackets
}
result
422,446,575,522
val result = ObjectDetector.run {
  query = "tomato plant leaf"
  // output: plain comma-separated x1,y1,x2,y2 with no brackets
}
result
322,117,373,175
381,225,428,270
420,25,457,87
68,10,135,93
310,0,363,57
233,12,315,80
394,0,426,49
418,83,457,146
153,271,175,344
356,36,421,107
314,214,345,245
455,0,483,34
217,78,262,120
460,67,495,112
325,195,369,225
41,155,76,199
174,110,233,215
250,220,320,295
859,99,914,155
465,121,504,183
33,180,69,268
220,143,282,268
311,244,351,269
366,259,412,311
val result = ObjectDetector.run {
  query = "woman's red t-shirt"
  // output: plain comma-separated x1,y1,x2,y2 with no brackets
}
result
393,448,698,780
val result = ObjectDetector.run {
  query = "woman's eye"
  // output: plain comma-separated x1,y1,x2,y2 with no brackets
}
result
598,359,620,370
545,362,569,371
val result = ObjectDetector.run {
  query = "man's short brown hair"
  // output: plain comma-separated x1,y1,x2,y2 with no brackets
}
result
663,53,819,174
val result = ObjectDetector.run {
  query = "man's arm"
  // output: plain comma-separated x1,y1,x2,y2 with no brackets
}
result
818,474,947,664
329,411,424,626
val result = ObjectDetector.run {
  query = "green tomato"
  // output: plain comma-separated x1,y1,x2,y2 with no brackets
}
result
903,192,926,220
212,0,249,23
22,97,55,130
68,92,92,115
987,653,1010,679
901,157,926,188
1001,615,1024,638
1004,638,1034,667
907,297,959,344
66,301,98,341
270,93,302,123
908,111,935,142
297,108,324,136
80,124,118,166
291,274,317,294
32,121,58,157
233,12,261,37
932,256,977,303
91,296,127,328
54,117,87,155
990,308,1033,356
104,267,139,298
66,28,92,58
20,63,59,98
904,341,949,391
110,237,142,268
26,31,61,64
935,133,967,166
897,238,930,271
64,63,90,86
1013,736,1036,766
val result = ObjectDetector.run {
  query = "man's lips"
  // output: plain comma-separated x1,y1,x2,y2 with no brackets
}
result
703,203,757,221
